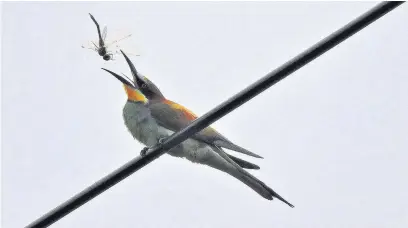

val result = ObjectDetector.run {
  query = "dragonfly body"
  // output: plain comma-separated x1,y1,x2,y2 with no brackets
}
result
84,13,133,61
88,13,113,61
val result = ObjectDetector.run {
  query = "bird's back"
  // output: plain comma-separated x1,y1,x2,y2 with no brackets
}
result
149,99,227,141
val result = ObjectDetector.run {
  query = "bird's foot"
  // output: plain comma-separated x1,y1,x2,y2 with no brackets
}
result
140,137,168,157
140,147,149,156
158,137,167,145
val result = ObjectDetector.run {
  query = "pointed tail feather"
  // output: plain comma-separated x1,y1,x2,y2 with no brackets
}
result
227,154,260,170
234,165,294,207
199,151,273,200
233,170,294,207
214,140,264,159
260,182,295,208
211,146,294,207
201,148,293,207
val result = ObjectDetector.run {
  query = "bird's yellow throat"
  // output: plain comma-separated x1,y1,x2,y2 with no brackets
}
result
123,85,148,103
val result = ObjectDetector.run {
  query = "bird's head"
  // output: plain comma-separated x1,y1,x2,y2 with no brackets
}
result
102,51,148,104
120,50,165,101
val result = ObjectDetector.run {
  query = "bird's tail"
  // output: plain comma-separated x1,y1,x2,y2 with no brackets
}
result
229,168,294,208
200,151,294,207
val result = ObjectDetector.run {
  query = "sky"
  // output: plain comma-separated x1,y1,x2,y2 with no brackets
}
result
2,1,408,228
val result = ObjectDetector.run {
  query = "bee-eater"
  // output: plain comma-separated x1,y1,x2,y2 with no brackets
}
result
100,54,294,207
119,53,264,163
119,52,261,170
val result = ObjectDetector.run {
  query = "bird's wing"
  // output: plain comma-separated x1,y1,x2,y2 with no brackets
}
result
226,153,260,170
149,100,263,158
149,101,221,141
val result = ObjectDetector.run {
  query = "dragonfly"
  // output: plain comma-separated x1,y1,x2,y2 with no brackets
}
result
82,13,137,61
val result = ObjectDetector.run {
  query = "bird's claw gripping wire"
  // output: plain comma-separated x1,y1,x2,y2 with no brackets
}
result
140,137,168,157
140,147,149,156
158,137,167,144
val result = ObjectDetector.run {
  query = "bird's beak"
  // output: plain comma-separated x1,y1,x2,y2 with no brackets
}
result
101,68,134,88
102,68,148,103
120,50,146,87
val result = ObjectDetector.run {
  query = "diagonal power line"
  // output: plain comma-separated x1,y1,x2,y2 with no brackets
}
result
26,2,404,228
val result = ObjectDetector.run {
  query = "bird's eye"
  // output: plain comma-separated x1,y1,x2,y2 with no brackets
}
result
141,84,147,88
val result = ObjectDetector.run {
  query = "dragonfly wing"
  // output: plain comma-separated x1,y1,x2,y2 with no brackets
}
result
81,41,98,51
102,26,107,42
105,34,132,47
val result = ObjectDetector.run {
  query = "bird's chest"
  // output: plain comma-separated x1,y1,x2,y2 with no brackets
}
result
122,103,158,147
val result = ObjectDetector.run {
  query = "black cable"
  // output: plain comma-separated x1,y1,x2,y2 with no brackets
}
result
26,2,404,227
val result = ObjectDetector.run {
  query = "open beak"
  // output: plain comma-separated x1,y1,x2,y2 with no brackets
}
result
101,68,135,88
120,50,146,87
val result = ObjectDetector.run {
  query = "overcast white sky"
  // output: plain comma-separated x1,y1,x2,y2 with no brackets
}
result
2,1,408,228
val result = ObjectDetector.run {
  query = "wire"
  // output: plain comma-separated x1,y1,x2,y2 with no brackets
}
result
26,2,404,227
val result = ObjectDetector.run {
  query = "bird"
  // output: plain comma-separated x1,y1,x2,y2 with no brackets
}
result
101,52,294,207
118,52,265,169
